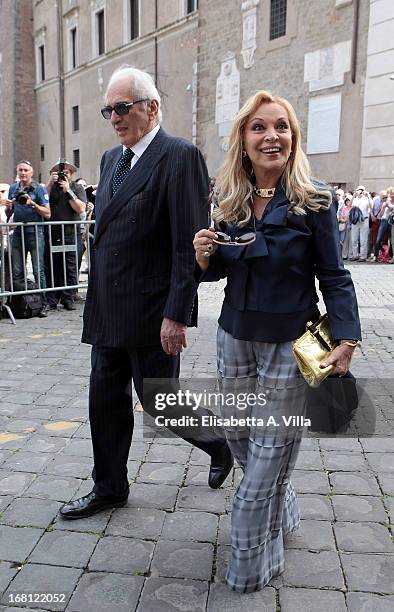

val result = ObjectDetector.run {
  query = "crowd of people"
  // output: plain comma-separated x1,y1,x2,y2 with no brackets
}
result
335,186,394,263
0,160,96,316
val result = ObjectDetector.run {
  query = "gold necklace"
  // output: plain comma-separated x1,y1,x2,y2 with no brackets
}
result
253,186,276,198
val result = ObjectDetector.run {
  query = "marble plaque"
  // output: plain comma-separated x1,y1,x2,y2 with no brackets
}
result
307,93,342,154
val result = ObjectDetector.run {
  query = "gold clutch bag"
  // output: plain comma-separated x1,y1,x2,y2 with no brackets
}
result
292,314,338,388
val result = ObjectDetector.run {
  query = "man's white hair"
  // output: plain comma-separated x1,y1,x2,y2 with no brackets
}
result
106,65,162,123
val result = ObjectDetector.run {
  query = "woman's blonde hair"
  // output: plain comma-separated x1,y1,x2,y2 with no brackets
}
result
214,90,332,226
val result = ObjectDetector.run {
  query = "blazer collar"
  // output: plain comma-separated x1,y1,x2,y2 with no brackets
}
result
94,128,167,244
260,178,289,224
242,179,289,259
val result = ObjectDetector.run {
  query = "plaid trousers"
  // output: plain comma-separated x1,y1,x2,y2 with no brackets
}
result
217,326,307,593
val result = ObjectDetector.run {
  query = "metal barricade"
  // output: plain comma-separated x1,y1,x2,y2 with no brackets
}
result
0,220,94,324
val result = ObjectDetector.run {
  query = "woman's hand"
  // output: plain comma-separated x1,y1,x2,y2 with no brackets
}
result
193,227,218,271
319,344,355,377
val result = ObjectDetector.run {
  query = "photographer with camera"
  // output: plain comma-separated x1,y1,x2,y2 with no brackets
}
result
7,161,50,306
45,160,86,310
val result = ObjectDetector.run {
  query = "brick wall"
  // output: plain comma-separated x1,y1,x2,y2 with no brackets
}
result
0,0,38,182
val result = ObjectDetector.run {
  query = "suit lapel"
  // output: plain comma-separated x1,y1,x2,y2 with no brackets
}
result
94,128,167,244
102,147,123,212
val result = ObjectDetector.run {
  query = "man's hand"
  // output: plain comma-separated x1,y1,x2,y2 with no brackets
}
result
160,317,187,355
5,199,13,209
59,177,70,193
49,172,69,192
26,197,35,207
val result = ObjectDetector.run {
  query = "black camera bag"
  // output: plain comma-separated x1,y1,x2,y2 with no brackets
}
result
10,279,43,318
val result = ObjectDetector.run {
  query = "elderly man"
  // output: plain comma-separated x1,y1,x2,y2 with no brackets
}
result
350,186,372,261
60,65,232,519
335,188,344,213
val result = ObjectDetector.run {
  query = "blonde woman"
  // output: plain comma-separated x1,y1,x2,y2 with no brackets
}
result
194,91,361,593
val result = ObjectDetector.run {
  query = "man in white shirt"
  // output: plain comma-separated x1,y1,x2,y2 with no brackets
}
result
350,186,372,261
60,65,232,520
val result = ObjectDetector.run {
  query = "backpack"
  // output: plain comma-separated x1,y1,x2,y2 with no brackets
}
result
10,279,43,318
377,244,391,263
348,207,364,225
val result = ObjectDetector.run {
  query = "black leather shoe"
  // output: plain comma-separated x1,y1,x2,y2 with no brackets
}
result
62,301,76,311
59,491,128,519
208,442,234,489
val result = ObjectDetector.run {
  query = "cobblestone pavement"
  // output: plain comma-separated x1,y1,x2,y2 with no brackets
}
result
0,262,393,612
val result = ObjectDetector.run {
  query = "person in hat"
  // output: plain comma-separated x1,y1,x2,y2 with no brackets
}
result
45,160,86,310
350,186,372,261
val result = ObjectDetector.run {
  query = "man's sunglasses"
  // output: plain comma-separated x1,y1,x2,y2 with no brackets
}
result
100,99,149,120
210,201,256,246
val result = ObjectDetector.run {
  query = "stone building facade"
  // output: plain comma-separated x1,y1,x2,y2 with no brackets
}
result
30,0,199,183
360,0,394,192
197,0,370,189
0,0,39,181
0,0,393,191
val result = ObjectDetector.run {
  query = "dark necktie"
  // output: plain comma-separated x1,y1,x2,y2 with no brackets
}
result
112,148,134,195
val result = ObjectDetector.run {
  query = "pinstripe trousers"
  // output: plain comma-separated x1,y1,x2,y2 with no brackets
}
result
217,326,307,593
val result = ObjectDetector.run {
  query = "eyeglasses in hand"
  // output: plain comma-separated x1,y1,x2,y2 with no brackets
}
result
209,201,256,246
100,99,149,120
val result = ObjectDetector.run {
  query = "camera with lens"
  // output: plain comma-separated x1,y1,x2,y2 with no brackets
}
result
57,161,67,183
13,184,36,205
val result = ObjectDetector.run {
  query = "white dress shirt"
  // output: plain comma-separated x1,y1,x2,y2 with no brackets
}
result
352,194,371,219
122,123,161,170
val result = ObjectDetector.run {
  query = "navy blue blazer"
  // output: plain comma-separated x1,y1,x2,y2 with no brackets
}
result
201,181,361,343
82,128,209,348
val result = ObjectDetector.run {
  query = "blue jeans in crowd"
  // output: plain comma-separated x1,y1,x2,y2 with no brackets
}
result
11,229,46,294
45,231,78,306
374,219,390,257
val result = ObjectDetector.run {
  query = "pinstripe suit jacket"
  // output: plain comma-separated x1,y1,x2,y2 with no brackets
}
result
82,128,209,348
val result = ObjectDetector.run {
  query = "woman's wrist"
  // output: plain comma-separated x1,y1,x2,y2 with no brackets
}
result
196,256,209,272
339,339,359,349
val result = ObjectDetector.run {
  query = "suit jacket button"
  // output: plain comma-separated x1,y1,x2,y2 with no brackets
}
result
114,250,118,256
130,216,136,223
114,280,119,286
